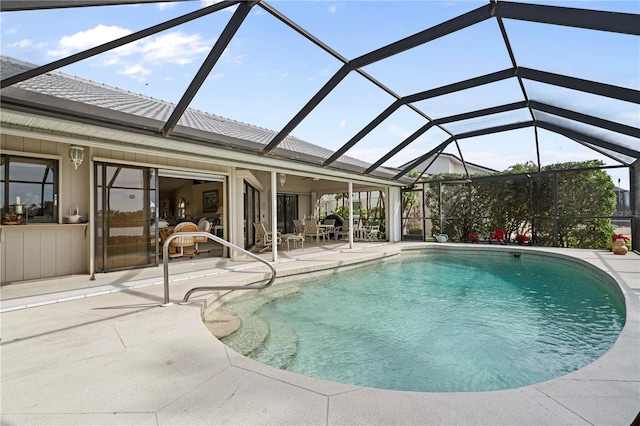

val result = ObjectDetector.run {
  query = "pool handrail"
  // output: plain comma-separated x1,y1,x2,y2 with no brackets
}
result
162,231,276,305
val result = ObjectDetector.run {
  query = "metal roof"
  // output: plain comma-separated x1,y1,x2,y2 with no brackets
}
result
1,0,638,186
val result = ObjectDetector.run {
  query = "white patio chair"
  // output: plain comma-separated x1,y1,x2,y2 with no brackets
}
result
365,225,380,241
253,222,281,252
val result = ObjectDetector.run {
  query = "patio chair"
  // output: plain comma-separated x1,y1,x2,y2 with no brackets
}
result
195,218,213,253
254,222,281,252
304,220,326,245
337,221,350,240
365,224,380,241
293,219,305,234
168,221,197,258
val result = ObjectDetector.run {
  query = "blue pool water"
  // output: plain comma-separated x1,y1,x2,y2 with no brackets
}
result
219,253,625,392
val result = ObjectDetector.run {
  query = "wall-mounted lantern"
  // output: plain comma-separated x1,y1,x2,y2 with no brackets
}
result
68,146,85,170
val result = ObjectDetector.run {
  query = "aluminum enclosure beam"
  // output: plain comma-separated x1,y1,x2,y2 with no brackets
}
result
519,68,640,104
394,138,455,180
262,4,492,155
1,1,240,89
495,1,640,36
530,101,640,138
433,101,528,125
324,69,516,167
161,1,256,136
0,0,195,12
365,122,435,174
324,100,404,166
364,101,528,175
350,4,493,69
538,121,640,159
404,68,515,104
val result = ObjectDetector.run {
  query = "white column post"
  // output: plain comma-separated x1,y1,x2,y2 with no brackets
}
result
89,147,95,280
348,181,354,249
271,170,278,262
387,186,402,242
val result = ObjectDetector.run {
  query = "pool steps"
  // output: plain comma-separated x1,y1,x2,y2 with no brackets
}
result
216,282,302,365
249,316,298,370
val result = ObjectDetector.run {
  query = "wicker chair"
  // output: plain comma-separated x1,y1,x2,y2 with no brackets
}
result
169,222,197,258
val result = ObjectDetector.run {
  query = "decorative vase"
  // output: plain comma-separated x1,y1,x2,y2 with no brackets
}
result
612,238,628,255
436,234,448,243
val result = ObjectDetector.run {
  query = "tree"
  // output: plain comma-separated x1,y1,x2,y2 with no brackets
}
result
420,160,616,248
539,160,615,248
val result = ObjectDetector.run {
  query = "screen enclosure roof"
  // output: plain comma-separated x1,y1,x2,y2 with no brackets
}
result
1,0,638,185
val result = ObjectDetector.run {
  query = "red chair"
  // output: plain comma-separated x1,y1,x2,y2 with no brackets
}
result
489,228,506,244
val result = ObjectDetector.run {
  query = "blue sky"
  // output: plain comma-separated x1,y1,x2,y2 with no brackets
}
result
1,0,638,189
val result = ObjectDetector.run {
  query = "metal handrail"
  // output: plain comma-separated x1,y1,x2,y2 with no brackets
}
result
162,231,277,305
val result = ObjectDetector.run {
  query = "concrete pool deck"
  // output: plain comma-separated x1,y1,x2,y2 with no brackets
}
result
1,242,639,425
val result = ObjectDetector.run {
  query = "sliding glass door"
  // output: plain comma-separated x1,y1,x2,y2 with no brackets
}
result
277,194,298,233
95,163,157,272
244,181,260,248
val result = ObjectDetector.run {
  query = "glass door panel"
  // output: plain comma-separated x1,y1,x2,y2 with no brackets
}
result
95,163,156,272
244,181,260,248
277,194,298,233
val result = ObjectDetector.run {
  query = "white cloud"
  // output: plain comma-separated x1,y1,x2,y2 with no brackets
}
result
339,119,347,128
140,31,212,65
8,38,47,49
328,3,346,13
118,63,151,77
47,24,132,58
6,28,18,35
45,25,215,80
157,2,177,11
387,123,412,139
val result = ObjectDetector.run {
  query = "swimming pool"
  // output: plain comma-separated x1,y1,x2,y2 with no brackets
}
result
217,252,625,392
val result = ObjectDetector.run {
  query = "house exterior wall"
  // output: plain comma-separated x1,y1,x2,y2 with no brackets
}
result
1,132,235,283
1,125,403,282
2,133,91,283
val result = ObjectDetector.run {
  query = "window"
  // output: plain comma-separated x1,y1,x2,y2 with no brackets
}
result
177,198,186,219
1,155,58,223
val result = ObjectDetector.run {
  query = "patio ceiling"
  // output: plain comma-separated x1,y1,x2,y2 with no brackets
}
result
1,0,638,186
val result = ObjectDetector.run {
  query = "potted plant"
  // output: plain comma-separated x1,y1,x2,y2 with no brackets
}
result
468,232,479,244
611,234,631,255
515,233,529,246
2,211,21,225
612,234,630,243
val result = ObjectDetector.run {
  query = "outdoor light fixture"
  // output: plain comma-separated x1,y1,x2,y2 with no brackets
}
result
68,146,85,170
279,173,286,187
